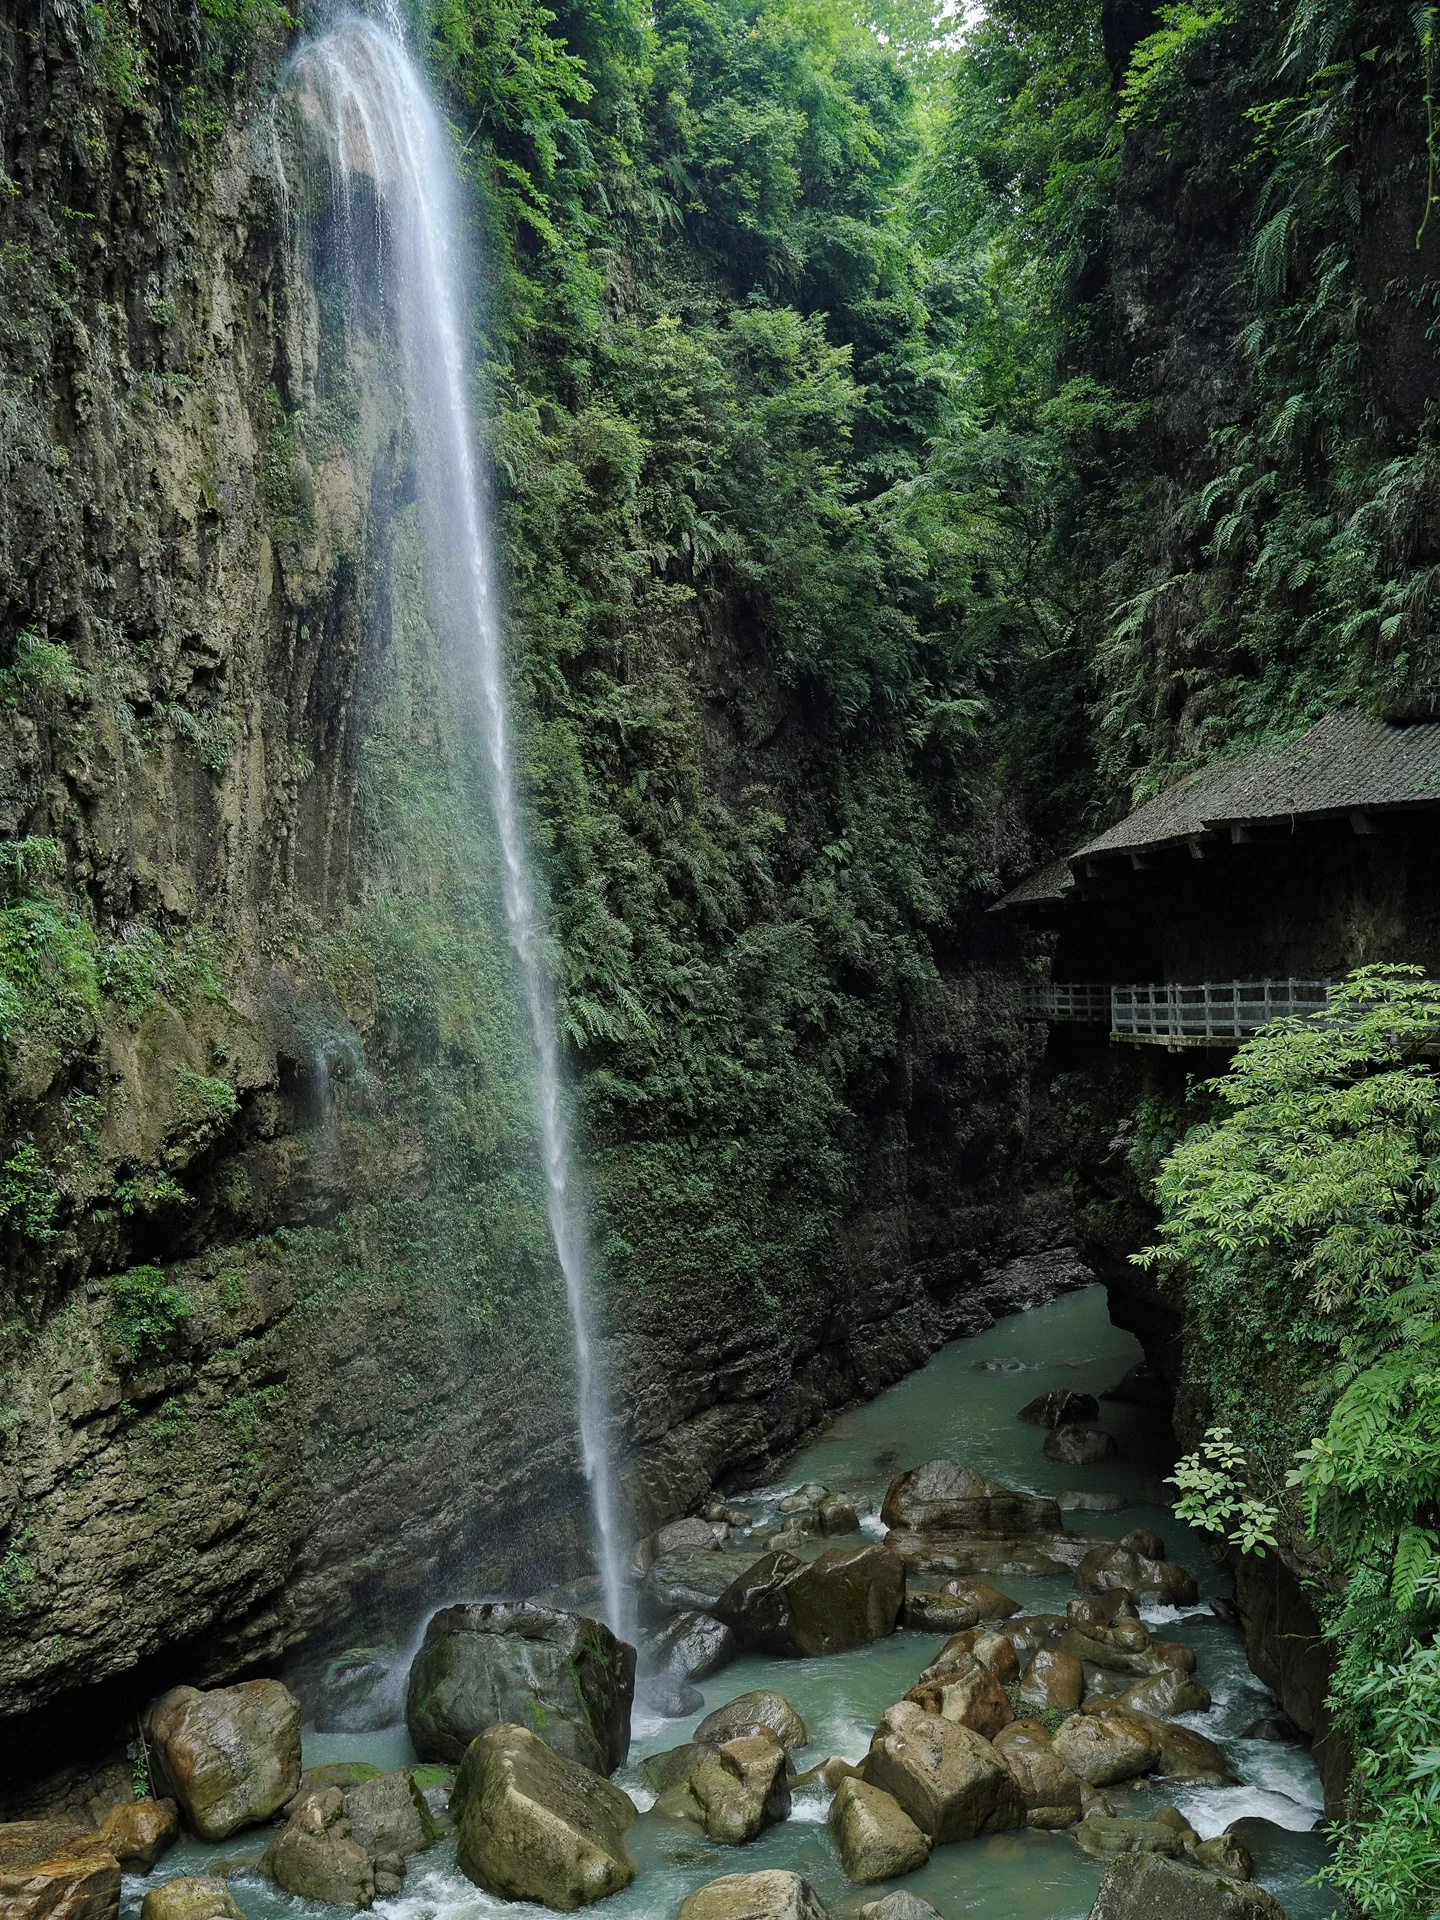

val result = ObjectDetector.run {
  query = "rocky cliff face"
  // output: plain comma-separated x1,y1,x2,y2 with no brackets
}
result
0,4,1076,1785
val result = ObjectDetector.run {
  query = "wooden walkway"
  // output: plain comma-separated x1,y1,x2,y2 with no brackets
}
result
1024,979,1332,1048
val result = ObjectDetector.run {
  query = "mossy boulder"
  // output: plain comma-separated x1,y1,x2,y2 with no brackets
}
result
678,1871,829,1920
144,1681,302,1840
828,1777,929,1883
688,1734,792,1844
864,1701,1024,1843
451,1723,636,1910
139,1878,242,1920
406,1602,634,1774
715,1545,904,1657
266,1789,375,1909
992,1720,1085,1829
1086,1854,1289,1920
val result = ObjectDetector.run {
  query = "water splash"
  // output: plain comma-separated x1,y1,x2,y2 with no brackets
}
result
288,16,631,1639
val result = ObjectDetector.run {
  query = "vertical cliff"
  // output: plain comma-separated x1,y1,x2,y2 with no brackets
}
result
0,0,1078,1781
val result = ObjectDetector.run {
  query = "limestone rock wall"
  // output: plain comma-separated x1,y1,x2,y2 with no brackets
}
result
0,4,1075,1788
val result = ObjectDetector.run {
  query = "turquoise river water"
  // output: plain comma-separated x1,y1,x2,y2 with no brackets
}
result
125,1286,1336,1920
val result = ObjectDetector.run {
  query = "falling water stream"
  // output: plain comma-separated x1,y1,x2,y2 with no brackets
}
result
288,15,629,1637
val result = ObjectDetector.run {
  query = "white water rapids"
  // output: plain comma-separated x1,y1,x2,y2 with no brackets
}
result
287,15,631,1639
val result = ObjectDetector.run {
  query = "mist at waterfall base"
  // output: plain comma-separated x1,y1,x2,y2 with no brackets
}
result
287,16,630,1638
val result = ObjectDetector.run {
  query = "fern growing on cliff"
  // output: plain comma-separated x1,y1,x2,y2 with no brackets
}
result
1139,965,1440,1918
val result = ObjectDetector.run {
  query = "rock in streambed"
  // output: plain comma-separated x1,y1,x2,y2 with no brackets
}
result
828,1777,930,1882
864,1701,1024,1842
1086,1852,1288,1920
144,1680,302,1840
451,1723,637,1909
715,1544,904,1656
406,1602,634,1773
881,1460,1062,1533
679,1871,829,1920
655,1731,792,1844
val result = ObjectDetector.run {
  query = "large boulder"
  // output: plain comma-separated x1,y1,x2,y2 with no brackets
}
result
944,1579,1021,1618
343,1771,436,1861
406,1603,634,1774
641,1611,737,1685
648,1517,730,1560
1071,1817,1185,1861
860,1896,941,1920
881,1461,1061,1534
451,1723,636,1909
828,1778,929,1883
1086,1853,1290,1920
1017,1391,1099,1428
266,1788,375,1909
1050,1712,1159,1787
1082,1703,1234,1785
678,1871,829,1920
646,1551,766,1615
1119,1671,1212,1717
1044,1428,1118,1466
991,1721,1085,1830
907,1659,1012,1740
144,1681,302,1841
140,1880,243,1920
715,1546,904,1657
0,1854,120,1920
1020,1649,1085,1713
696,1691,808,1752
1075,1543,1198,1608
901,1591,980,1632
314,1648,405,1735
90,1803,180,1875
685,1735,791,1844
864,1702,1024,1843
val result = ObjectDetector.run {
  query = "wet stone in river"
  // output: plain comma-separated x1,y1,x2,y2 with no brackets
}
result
1044,1426,1119,1466
828,1776,930,1883
1017,1390,1100,1428
695,1689,809,1752
865,1701,1025,1843
143,1680,303,1841
140,1878,243,1920
405,1602,634,1774
678,1870,829,1920
880,1460,1062,1534
715,1544,905,1657
451,1723,637,1909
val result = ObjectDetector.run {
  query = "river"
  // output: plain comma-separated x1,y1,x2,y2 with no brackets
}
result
126,1287,1335,1920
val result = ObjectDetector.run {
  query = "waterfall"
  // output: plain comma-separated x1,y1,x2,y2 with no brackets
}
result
288,16,631,1639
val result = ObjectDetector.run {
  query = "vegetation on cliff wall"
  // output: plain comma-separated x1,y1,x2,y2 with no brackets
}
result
411,0,1027,1308
1141,969,1440,1919
926,0,1440,818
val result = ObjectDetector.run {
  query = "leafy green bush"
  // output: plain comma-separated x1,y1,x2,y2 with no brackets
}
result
107,1265,194,1360
1139,965,1440,1918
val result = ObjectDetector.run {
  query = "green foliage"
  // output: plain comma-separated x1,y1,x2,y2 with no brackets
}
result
1120,3,1230,129
106,1265,194,1360
1168,1425,1279,1552
0,636,83,711
0,1546,34,1615
0,1144,61,1244
1140,966,1440,1916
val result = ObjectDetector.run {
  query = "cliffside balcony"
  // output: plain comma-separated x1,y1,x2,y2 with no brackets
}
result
1024,979,1333,1048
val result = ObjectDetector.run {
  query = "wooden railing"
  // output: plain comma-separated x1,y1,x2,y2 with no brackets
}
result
1023,982,1113,1023
1023,979,1333,1047
1111,979,1331,1046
